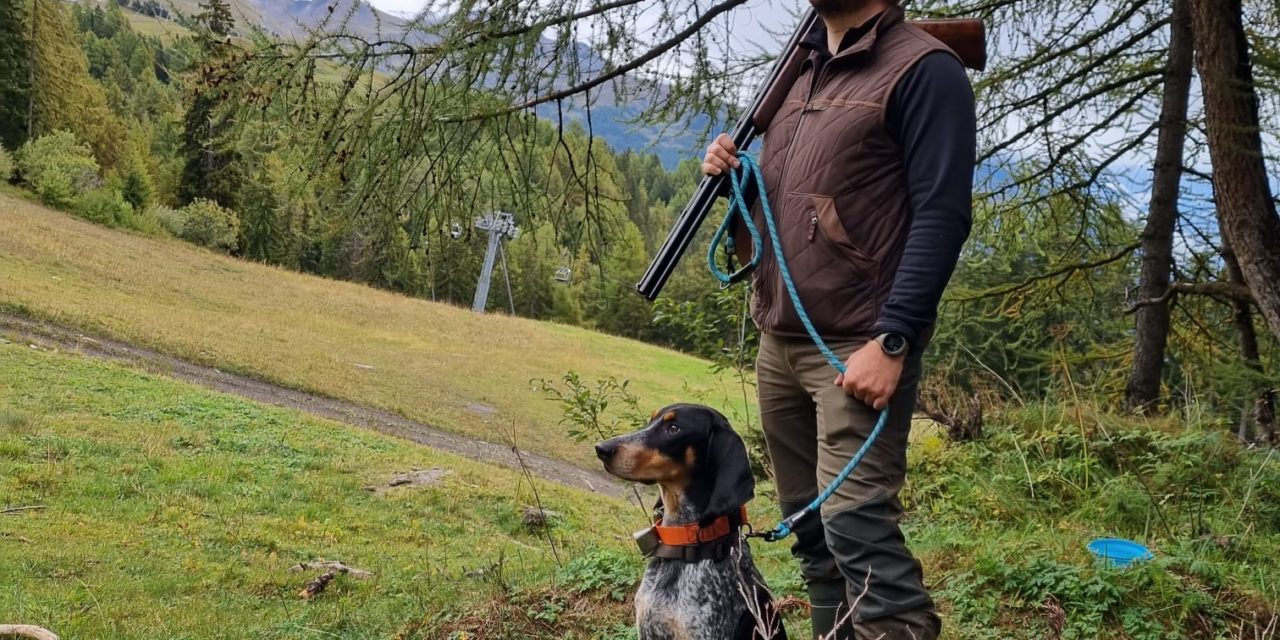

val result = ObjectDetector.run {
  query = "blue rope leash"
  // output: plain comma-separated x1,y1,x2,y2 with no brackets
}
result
710,153,889,543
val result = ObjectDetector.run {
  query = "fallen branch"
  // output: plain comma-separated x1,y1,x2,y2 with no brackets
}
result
1,506,46,515
0,625,60,640
1128,280,1256,312
298,571,338,600
290,561,372,600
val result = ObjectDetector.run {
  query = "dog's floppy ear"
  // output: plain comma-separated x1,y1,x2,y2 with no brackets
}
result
701,412,755,526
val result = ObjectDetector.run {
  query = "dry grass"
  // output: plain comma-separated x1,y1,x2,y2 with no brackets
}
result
0,190,746,468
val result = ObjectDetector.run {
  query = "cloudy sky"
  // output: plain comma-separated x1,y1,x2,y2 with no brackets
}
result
363,0,800,54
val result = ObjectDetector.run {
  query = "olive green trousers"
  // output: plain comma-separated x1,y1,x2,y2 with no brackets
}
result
756,333,940,639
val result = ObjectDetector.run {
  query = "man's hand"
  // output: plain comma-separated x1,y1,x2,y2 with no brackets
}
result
834,342,903,410
701,133,740,176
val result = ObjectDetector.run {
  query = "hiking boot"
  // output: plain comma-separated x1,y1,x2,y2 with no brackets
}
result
852,606,941,640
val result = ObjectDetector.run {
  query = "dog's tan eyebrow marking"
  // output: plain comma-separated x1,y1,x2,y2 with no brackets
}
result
663,410,678,422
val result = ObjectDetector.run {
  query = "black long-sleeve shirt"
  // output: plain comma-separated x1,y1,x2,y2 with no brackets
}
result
807,20,976,348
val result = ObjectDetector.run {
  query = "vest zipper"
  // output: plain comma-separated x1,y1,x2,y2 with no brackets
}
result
776,64,829,193
766,66,827,328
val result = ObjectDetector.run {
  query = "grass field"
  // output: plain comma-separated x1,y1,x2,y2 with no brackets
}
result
0,341,802,638
6,341,1278,639
0,190,746,469
5,191,1279,638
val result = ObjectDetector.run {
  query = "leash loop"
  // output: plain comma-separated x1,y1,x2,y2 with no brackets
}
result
713,153,889,543
707,154,765,287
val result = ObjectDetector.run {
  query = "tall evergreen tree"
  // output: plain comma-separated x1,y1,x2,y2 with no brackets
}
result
178,0,241,208
0,0,31,149
238,157,287,264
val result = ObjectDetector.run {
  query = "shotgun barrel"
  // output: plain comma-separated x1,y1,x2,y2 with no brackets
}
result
635,10,985,301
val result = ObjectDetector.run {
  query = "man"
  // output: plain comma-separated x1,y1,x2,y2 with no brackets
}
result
700,0,975,637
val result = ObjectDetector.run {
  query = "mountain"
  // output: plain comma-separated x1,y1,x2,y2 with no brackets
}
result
251,0,408,40
140,0,715,165
534,101,718,169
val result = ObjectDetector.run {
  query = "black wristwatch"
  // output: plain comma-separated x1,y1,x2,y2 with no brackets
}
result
875,332,909,357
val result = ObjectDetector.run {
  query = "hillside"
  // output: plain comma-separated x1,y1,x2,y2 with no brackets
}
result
3,192,1278,638
0,340,778,638
0,190,748,469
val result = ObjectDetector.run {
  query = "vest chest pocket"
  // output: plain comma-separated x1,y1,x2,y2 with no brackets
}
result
805,193,877,277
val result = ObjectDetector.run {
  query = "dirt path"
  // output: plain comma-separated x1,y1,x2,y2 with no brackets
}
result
0,312,628,499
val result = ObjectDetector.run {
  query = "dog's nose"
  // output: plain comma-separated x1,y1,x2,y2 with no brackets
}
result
595,443,614,461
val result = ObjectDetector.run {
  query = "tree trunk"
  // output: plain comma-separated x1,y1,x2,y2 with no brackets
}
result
1223,243,1266,441
1125,0,1194,413
1190,0,1280,339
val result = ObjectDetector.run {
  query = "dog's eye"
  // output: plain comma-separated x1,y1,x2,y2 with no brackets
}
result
665,424,680,435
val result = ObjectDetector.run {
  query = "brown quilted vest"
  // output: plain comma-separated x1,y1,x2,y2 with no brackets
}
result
750,6,956,339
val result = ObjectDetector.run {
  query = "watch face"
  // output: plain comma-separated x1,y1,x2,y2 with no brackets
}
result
882,333,906,354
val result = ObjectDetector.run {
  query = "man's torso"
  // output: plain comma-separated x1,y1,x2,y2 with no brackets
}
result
750,8,955,339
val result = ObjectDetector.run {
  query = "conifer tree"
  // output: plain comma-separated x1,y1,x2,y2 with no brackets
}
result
238,158,288,264
27,0,123,167
178,0,241,208
0,0,30,149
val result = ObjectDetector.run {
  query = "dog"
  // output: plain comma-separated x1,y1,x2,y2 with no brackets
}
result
595,403,787,640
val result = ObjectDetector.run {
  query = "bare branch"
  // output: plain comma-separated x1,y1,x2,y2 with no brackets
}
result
1129,280,1257,311
949,242,1140,302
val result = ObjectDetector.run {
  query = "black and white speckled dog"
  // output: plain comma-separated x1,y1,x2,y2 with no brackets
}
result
595,403,788,640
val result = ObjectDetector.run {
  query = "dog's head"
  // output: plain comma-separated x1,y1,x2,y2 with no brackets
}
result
595,403,754,525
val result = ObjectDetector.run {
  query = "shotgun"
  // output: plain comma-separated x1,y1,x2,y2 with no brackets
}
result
635,10,986,301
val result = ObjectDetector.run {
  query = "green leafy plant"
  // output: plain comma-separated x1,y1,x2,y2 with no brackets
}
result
179,198,239,253
74,187,134,226
15,131,101,207
555,550,640,602
149,204,186,237
536,371,647,442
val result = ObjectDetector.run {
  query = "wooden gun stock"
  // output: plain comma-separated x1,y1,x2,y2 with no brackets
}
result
915,19,987,72
636,11,987,302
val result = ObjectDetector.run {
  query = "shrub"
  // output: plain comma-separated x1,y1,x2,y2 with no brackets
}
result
180,199,239,253
74,187,135,227
149,204,185,237
0,145,13,182
15,131,101,207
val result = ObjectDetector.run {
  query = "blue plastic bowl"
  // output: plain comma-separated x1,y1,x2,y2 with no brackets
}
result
1087,538,1153,568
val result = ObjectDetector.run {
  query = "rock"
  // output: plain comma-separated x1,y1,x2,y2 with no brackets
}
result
387,468,449,488
521,505,562,529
